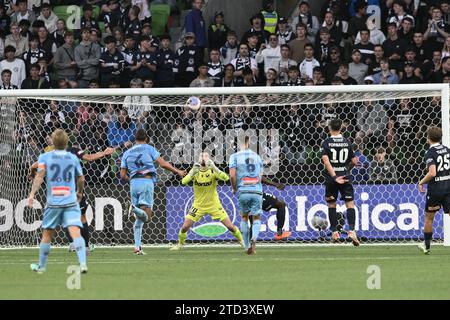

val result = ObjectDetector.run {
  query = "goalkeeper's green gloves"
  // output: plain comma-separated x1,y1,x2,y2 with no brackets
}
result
206,159,220,173
188,163,201,178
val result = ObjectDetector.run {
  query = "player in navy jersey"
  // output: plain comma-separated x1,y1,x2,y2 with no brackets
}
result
30,141,116,254
418,127,450,254
120,129,186,255
28,130,87,273
320,119,360,246
261,178,291,240
229,136,264,255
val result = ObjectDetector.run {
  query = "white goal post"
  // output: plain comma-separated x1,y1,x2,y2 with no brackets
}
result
0,84,449,248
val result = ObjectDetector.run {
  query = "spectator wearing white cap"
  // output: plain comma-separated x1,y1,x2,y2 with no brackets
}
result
364,75,374,84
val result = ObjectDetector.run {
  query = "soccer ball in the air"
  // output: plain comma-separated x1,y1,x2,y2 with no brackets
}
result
311,215,329,231
186,96,202,111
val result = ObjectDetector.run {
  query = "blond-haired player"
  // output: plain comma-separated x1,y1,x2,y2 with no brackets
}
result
170,152,244,250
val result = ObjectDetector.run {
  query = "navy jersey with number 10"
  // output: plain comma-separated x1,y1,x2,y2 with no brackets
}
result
37,150,83,208
425,143,450,195
320,135,354,182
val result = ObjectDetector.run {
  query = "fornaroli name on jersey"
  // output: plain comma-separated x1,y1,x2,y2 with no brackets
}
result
328,143,349,148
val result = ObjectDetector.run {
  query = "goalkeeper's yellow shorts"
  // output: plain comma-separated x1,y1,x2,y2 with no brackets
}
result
186,206,229,223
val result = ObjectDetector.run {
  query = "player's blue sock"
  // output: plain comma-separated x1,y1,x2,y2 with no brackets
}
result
240,220,250,249
251,219,261,241
39,242,51,270
73,237,87,266
134,219,144,249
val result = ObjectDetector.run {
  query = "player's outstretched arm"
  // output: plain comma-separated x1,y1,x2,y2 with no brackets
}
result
418,164,437,193
261,176,285,190
155,156,187,178
82,147,116,162
28,161,39,180
28,169,45,208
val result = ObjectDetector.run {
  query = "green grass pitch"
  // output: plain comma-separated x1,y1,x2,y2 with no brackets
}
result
0,245,449,300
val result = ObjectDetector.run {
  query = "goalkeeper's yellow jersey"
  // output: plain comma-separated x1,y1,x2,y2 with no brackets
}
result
181,168,229,211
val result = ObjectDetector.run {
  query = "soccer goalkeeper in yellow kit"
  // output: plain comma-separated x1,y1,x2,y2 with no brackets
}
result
170,152,244,251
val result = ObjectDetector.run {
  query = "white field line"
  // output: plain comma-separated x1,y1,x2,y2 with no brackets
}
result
0,255,446,266
0,242,445,250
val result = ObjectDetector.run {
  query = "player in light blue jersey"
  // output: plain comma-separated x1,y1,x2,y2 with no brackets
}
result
229,136,264,255
28,129,87,274
120,129,186,255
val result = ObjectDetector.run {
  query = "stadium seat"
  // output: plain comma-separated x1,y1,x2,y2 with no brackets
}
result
150,3,171,36
92,5,100,19
98,21,105,34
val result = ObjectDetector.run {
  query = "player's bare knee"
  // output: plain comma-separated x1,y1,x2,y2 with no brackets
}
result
42,229,54,242
275,200,286,209
326,196,335,204
143,207,153,219
68,226,81,239
346,201,355,209
252,215,261,221
327,197,337,208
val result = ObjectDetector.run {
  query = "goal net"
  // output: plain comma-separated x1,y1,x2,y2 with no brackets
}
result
1,85,449,248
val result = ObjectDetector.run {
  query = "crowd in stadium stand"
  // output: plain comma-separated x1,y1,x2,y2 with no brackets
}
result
0,0,447,184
